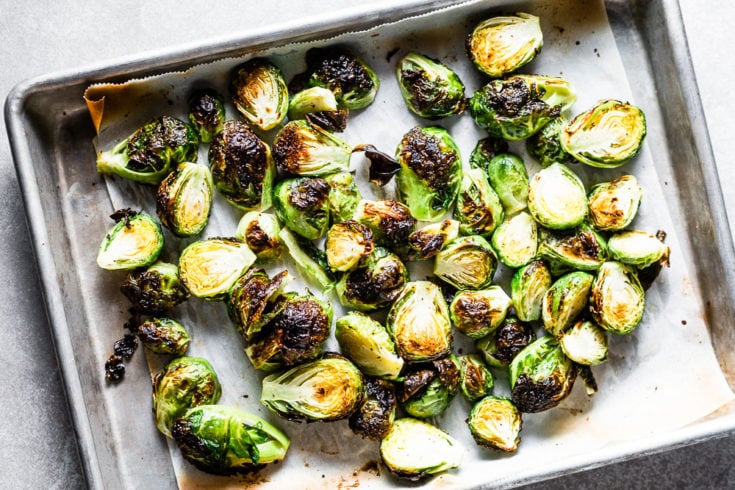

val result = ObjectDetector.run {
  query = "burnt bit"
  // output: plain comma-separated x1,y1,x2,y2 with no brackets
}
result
114,334,138,360
105,354,125,383
386,47,400,63
368,200,416,246
343,255,406,308
397,127,457,195
245,222,278,256
452,295,496,336
409,228,446,260
272,297,330,366
400,368,436,401
288,177,330,212
110,208,138,227
492,318,536,366
349,378,396,440
120,267,189,315
512,366,577,413
432,357,460,392
482,77,561,119
353,144,401,187
301,47,376,98
306,109,349,132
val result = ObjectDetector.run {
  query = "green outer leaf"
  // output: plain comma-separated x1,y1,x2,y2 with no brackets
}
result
279,228,334,291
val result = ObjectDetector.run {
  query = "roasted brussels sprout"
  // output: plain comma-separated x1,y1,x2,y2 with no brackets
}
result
466,13,542,78
335,311,404,380
336,247,408,311
188,89,225,143
279,228,335,290
287,86,338,121
120,261,190,314
542,271,594,336
590,261,645,335
396,52,466,119
97,210,164,270
324,171,362,222
272,120,352,176
96,116,199,185
511,260,552,322
588,175,643,231
353,199,416,247
491,211,538,268
526,117,574,167
156,162,213,237
509,336,577,413
434,235,498,290
227,268,292,340
395,126,463,221
408,219,460,260
178,237,256,300
387,281,452,362
476,316,536,368
399,356,460,418
458,354,494,401
537,224,609,275
260,354,365,422
137,317,190,355
485,153,530,216
559,319,608,366
608,230,670,269
455,168,505,237
561,99,647,168
208,120,275,211
467,396,522,452
152,356,221,437
449,287,512,339
273,176,330,240
528,163,587,230
349,378,397,440
325,220,374,272
231,58,288,131
468,136,510,171
235,211,282,260
172,405,290,475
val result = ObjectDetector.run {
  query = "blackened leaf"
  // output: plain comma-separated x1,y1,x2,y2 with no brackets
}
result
353,144,401,186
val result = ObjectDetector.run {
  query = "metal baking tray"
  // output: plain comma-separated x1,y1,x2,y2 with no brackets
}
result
6,0,735,488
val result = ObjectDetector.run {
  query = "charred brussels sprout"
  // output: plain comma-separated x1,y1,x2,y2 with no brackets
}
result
172,405,290,475
450,287,512,339
590,261,645,335
260,354,364,422
349,378,397,440
354,199,416,247
466,13,542,78
137,317,190,355
227,268,292,341
324,171,361,223
97,210,163,270
509,336,577,413
588,175,643,232
335,312,404,380
476,316,536,368
278,228,335,290
396,52,466,119
120,261,190,314
608,230,671,268
408,219,460,260
152,356,221,437
188,89,225,143
434,235,498,290
561,99,647,168
96,116,199,185
516,75,577,112
542,271,594,336
395,126,462,221
527,117,575,167
400,357,460,419
528,163,587,230
467,396,522,452
273,176,330,240
235,211,282,260
326,220,374,272
468,136,510,171
486,153,530,216
511,260,552,322
559,319,608,366
336,247,408,311
491,211,538,268
272,120,352,176
287,86,338,121
537,224,609,275
178,238,256,300
458,354,494,401
231,59,288,131
455,168,505,237
156,162,213,237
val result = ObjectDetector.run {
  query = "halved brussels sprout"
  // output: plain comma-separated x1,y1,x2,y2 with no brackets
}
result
450,287,512,339
486,153,530,216
468,137,510,171
227,268,292,340
97,210,164,270
337,247,408,311
476,316,536,368
528,163,587,230
156,162,213,237
590,261,645,335
396,126,463,221
537,224,609,275
273,176,330,240
467,396,522,453
408,219,460,260
527,117,575,167
235,211,282,260
399,356,460,418
588,175,643,231
178,238,256,300
607,230,671,268
326,220,374,272
354,199,416,247
349,378,397,440
188,89,225,143
511,260,552,322
231,58,288,131
434,235,498,290
278,228,335,290
120,261,190,314
136,317,190,355
466,13,542,78
335,311,404,380
287,86,338,121
491,211,538,268
515,75,577,112
324,171,362,223
458,354,494,401
387,281,452,362
455,168,505,237
542,271,594,336
272,120,352,176
561,99,647,168
559,319,608,366
396,52,466,119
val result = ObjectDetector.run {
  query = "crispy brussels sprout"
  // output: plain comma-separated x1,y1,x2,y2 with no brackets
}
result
326,220,374,272
509,336,577,413
467,396,522,452
152,356,221,437
235,211,282,260
542,271,594,336
97,210,164,270
399,356,460,418
137,317,190,355
466,13,542,78
349,378,397,440
120,261,190,314
380,418,463,481
273,176,330,240
335,312,404,380
559,319,608,366
396,52,466,119
458,354,494,401
156,162,213,237
528,163,588,230
516,75,577,112
450,287,512,339
486,153,530,216
561,99,647,168
511,260,552,322
491,211,538,268
455,168,505,237
408,219,460,260
231,59,288,131
336,247,408,311
178,237,256,300
188,89,225,143
537,224,609,275
209,120,275,211
260,354,364,422
354,199,416,247
287,86,338,121
172,405,290,475
468,136,510,171
608,230,671,268
588,175,643,231
476,316,536,368
278,228,334,290
272,120,352,176
395,126,463,221
387,281,452,362
434,235,498,290
227,268,292,340
322,171,361,222
527,117,575,167
96,116,199,185
590,261,645,334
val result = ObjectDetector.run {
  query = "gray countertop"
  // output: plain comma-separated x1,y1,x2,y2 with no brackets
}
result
1,1,732,488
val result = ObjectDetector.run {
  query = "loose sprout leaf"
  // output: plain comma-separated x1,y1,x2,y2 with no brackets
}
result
353,144,401,186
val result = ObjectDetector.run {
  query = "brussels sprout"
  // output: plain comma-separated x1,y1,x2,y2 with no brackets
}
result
260,354,364,422
511,260,552,322
466,13,542,78
527,117,575,167
231,59,289,131
278,228,335,290
152,356,221,437
590,261,645,335
336,247,408,311
387,281,452,362
395,126,463,221
561,99,647,168
588,175,643,231
537,224,609,275
455,168,505,237
607,230,671,269
559,319,608,366
96,116,199,185
227,268,292,340
396,52,466,119
486,153,530,216
208,120,275,211
468,137,510,171
434,235,498,290
399,356,460,418
178,237,256,300
449,287,512,339
120,261,190,314
458,354,494,401
272,120,352,176
273,176,330,240
188,89,225,143
287,86,338,121
172,405,290,475
509,336,577,413
476,316,536,368
491,211,538,268
467,396,522,452
335,312,405,380
349,378,397,440
324,171,362,222
156,162,213,237
380,418,463,481
326,220,374,272
235,211,282,260
136,317,190,355
408,219,460,260
354,199,416,247
97,210,164,270
528,163,588,230
542,271,594,336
